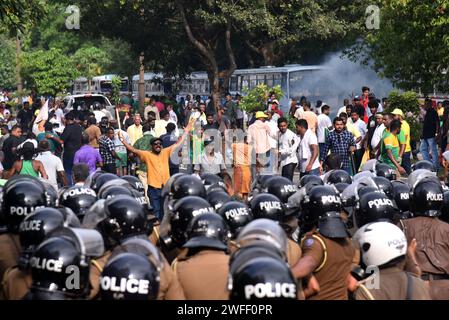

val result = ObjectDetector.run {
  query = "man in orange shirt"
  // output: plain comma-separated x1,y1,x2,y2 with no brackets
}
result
119,118,194,220
299,101,318,134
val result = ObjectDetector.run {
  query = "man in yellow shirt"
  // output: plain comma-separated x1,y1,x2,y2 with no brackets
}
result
392,109,411,174
126,114,143,145
119,118,194,220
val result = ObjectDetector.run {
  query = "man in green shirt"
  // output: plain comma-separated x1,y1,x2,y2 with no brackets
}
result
132,124,153,201
36,122,62,153
380,119,406,175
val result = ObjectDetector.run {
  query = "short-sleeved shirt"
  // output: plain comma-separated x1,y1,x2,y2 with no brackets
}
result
194,152,226,175
402,120,411,152
84,125,102,148
37,131,60,152
300,111,318,133
99,136,116,165
380,130,400,168
136,146,174,189
317,114,332,144
36,151,65,190
73,145,103,174
133,133,153,172
298,129,320,172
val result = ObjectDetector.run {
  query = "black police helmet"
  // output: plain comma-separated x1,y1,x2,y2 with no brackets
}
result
230,256,297,300
334,182,350,195
207,191,231,211
299,175,323,188
355,192,395,227
93,173,120,193
250,193,284,222
99,185,133,200
184,213,230,251
170,196,215,247
100,252,159,300
121,175,145,196
372,176,393,198
410,177,443,217
218,201,253,238
375,163,397,180
171,175,206,200
161,173,186,199
301,185,342,225
3,180,48,233
327,169,352,184
391,182,411,213
265,176,298,204
412,160,435,172
100,195,151,243
201,173,226,190
59,186,97,220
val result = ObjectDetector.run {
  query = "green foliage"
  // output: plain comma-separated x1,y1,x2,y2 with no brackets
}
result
72,46,111,79
361,0,449,94
0,35,16,88
22,48,77,96
0,0,45,32
239,84,284,113
384,90,421,142
110,76,122,105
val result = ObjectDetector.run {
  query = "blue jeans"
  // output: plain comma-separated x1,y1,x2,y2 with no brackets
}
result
402,151,411,174
319,143,326,162
63,154,74,186
148,186,163,220
419,138,439,171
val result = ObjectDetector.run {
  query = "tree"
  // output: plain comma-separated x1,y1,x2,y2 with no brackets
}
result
357,0,449,94
0,35,16,89
0,0,44,32
72,46,111,92
22,48,78,96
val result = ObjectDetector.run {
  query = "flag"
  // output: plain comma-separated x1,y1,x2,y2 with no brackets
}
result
32,99,49,136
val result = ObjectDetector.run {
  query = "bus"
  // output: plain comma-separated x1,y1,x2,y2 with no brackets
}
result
91,74,130,95
228,64,337,112
72,77,88,94
131,73,173,98
176,71,210,101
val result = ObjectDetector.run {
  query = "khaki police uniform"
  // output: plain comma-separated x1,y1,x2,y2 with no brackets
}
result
400,216,449,300
287,238,302,266
301,232,354,300
89,250,185,300
354,265,430,300
2,266,32,300
0,234,21,299
173,249,230,300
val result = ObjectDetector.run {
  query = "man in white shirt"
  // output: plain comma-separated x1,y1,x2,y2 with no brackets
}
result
167,104,178,124
36,140,67,190
371,113,385,156
350,110,367,171
194,139,226,175
266,111,279,173
144,98,160,120
278,117,299,181
154,110,178,137
296,119,320,177
317,104,332,163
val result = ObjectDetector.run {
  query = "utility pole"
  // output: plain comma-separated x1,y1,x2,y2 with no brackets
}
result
139,52,145,116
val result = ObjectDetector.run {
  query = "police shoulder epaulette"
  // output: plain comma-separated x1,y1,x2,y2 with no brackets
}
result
153,225,160,243
91,259,103,273
301,234,328,273
171,258,178,273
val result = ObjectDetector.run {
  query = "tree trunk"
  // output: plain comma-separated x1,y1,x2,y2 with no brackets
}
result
208,71,221,112
138,52,145,116
15,33,23,97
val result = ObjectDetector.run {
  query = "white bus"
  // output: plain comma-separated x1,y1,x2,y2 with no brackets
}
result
228,64,336,112
176,71,210,101
132,73,174,98
73,77,88,94
92,74,129,95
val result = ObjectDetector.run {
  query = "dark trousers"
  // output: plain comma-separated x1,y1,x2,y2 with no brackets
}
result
63,154,75,186
299,167,320,178
103,163,117,174
170,166,179,176
402,151,412,174
319,143,327,162
236,118,244,130
148,186,163,220
281,163,297,182
354,148,364,173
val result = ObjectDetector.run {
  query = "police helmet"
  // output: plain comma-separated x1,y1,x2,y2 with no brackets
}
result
3,179,48,233
100,252,159,300
59,186,97,220
236,219,287,255
99,195,152,244
391,181,411,214
218,201,252,238
353,222,407,268
265,176,298,204
93,173,120,193
201,173,226,191
18,208,66,270
171,175,206,200
99,185,133,200
207,191,231,211
355,192,395,228
334,182,350,195
121,175,145,196
229,256,297,300
299,175,323,188
85,170,106,190
440,190,449,223
183,213,229,251
250,193,284,221
326,169,352,184
206,183,228,195
410,177,443,217
372,176,393,198
412,160,435,172
41,180,58,207
375,163,397,180
161,173,185,199
168,196,215,248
